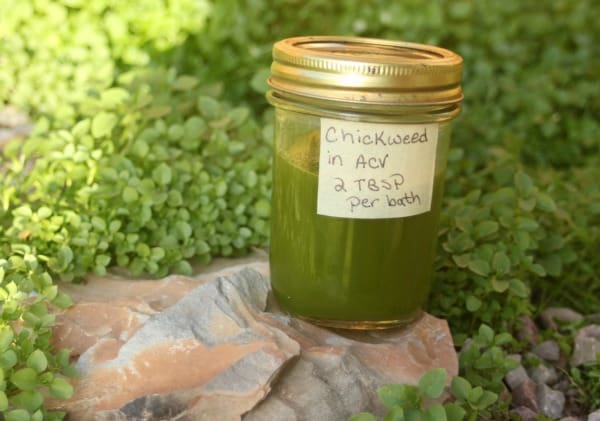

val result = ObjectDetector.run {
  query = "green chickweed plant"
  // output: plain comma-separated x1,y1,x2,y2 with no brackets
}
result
0,274,76,419
2,69,272,280
351,325,517,421
350,368,497,421
571,361,600,412
430,148,576,339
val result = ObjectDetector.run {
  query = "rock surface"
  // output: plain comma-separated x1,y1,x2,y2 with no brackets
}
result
589,410,600,421
571,325,600,367
529,364,558,385
511,379,539,412
537,383,565,419
540,307,584,330
49,255,457,420
532,340,561,362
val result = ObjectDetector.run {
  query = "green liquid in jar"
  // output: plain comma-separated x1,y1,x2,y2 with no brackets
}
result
270,132,446,325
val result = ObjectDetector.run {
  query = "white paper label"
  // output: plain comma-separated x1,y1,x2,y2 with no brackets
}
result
317,118,439,219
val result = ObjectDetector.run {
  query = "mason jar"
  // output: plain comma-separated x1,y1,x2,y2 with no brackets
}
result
267,36,463,329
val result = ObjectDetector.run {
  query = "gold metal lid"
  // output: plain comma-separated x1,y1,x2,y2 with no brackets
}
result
268,36,463,107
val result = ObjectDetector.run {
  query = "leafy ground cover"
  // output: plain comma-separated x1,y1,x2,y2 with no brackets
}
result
0,0,598,419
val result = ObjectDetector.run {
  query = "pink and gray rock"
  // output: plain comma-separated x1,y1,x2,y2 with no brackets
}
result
49,256,457,420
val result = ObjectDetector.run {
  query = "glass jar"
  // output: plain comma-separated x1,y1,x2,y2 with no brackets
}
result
267,36,463,329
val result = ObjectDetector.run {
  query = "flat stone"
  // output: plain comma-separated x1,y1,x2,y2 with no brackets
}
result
532,340,561,362
537,383,565,419
49,256,457,420
248,314,456,420
529,364,559,385
504,363,530,390
540,307,584,330
509,406,538,421
512,379,538,412
559,418,581,421
589,409,600,421
571,325,600,366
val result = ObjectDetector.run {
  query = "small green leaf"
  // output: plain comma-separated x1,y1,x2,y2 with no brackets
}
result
536,193,557,212
468,259,490,277
172,75,198,91
478,324,495,344
378,384,420,409
514,172,535,196
91,112,118,138
122,186,139,203
197,96,221,120
52,292,73,309
492,252,510,276
168,124,184,141
383,407,406,421
11,390,44,412
43,285,58,301
467,386,484,403
172,260,193,276
58,245,73,267
153,163,172,186
27,349,48,373
444,402,466,421
11,368,37,391
4,409,30,421
49,378,74,400
250,67,270,94
253,199,271,218
0,390,8,410
475,390,498,408
450,376,472,401
474,221,499,239
144,105,172,118
509,278,529,298
529,263,546,277
1,349,18,368
404,408,422,421
423,403,446,421
491,278,509,293
452,253,470,268
0,326,14,350
91,216,107,231
419,368,447,399
541,254,562,277
466,295,482,312
516,217,539,232
494,333,513,346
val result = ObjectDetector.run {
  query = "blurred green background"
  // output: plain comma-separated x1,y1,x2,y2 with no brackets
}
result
0,0,599,417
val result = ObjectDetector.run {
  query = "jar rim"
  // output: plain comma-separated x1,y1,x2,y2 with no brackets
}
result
268,36,463,107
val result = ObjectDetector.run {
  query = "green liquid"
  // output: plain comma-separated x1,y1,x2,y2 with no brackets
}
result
270,138,445,324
